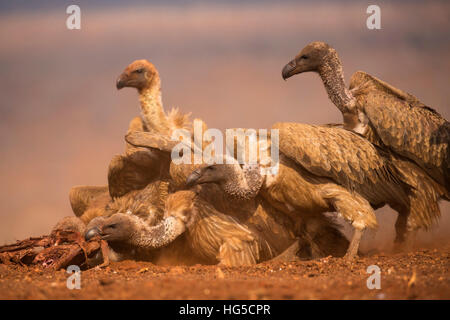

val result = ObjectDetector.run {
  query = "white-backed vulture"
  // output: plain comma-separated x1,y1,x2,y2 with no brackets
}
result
85,189,349,266
116,59,192,135
111,59,207,193
86,190,273,266
68,60,184,221
183,122,422,259
116,59,207,151
281,41,450,193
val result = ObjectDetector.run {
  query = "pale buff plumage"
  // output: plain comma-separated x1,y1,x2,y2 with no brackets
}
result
116,59,205,152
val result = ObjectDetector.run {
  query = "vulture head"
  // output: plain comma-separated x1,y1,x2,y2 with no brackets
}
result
186,163,263,200
282,41,332,79
85,213,133,243
116,59,159,92
186,164,230,187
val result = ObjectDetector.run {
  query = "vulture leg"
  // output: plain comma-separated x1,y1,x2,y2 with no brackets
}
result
393,211,418,252
320,184,377,260
345,228,363,261
393,210,408,244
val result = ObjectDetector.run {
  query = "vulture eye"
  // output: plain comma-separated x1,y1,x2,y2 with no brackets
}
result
300,55,308,60
106,223,118,229
135,68,144,74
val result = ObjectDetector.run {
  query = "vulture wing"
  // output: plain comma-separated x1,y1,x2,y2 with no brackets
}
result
349,71,450,189
69,185,110,217
107,150,168,198
187,198,263,266
272,122,405,194
125,131,183,153
125,130,204,188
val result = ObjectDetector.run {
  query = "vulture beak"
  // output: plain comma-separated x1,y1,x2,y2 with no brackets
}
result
85,226,101,241
281,59,298,80
186,169,202,187
116,74,126,90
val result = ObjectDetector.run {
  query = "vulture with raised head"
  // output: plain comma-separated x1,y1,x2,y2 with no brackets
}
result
281,41,450,194
68,59,198,222
115,59,207,147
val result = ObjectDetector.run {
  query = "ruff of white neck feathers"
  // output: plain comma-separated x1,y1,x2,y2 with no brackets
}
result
317,49,356,113
129,215,185,249
138,75,170,134
223,163,263,200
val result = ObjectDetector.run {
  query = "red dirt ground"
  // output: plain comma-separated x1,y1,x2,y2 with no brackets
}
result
0,243,448,300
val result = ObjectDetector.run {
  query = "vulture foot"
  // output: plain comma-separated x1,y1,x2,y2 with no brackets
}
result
393,230,417,253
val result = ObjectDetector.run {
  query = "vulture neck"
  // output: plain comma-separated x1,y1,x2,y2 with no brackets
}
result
223,164,263,200
138,75,170,134
317,49,356,114
130,215,185,249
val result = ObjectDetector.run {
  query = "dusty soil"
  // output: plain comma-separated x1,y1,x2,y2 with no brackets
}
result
0,243,448,300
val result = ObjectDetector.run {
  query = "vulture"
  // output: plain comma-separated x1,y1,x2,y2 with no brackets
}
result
85,190,273,266
183,122,426,259
85,189,349,266
68,59,191,222
116,59,191,135
281,41,450,194
115,59,207,148
113,59,207,191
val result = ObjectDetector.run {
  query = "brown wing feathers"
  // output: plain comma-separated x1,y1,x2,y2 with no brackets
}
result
350,71,450,190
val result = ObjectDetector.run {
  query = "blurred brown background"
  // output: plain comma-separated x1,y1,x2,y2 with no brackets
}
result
0,0,449,251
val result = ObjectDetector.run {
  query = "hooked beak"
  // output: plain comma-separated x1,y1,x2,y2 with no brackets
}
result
85,226,101,241
116,73,126,89
186,169,202,187
281,59,298,80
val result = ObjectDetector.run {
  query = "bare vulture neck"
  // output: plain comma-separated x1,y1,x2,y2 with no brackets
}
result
317,48,356,113
223,163,264,200
138,75,170,134
129,215,185,249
